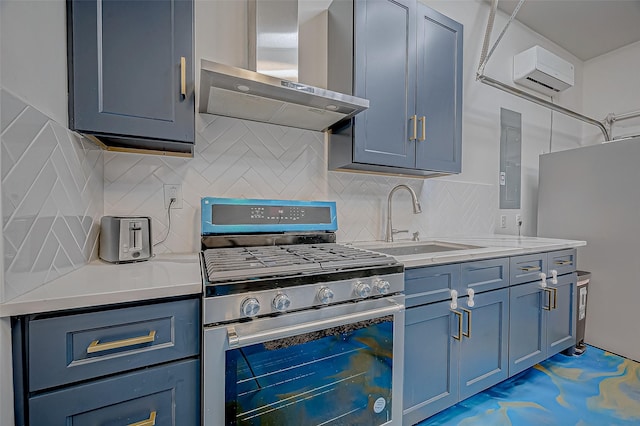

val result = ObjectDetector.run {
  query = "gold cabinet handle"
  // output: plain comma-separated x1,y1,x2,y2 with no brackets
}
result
520,265,541,272
551,286,558,310
409,115,417,140
128,411,157,426
461,308,472,338
87,331,156,354
451,310,463,340
542,288,553,311
418,116,426,141
180,56,187,99
554,260,572,265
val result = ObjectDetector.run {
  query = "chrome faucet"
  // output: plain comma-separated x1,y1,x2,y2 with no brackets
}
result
386,184,422,242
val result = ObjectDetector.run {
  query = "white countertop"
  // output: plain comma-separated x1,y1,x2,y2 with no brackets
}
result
0,254,202,317
352,235,586,268
0,236,586,317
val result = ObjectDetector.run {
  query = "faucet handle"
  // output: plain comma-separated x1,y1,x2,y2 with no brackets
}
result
412,231,420,241
392,229,409,235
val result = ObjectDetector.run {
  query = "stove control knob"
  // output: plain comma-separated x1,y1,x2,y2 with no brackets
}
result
374,279,391,295
354,281,372,298
241,297,261,318
272,293,291,312
317,287,334,305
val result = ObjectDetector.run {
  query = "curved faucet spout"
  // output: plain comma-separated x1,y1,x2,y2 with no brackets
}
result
386,184,422,242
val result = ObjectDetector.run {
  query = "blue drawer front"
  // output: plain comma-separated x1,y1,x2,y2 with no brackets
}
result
28,298,200,392
509,253,547,285
460,258,509,293
547,249,577,276
405,264,460,307
29,359,200,425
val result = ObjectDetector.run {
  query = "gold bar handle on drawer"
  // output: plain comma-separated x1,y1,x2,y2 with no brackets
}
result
542,288,552,311
418,116,426,141
520,265,541,272
87,331,156,354
180,56,187,99
461,308,472,338
555,260,572,265
409,115,417,141
128,411,157,426
451,310,463,341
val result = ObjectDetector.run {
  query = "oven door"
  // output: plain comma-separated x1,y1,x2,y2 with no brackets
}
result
203,296,405,426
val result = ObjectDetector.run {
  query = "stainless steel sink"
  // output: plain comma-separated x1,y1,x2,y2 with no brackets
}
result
366,242,482,256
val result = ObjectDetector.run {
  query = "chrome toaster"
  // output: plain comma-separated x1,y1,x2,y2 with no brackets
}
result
99,216,152,263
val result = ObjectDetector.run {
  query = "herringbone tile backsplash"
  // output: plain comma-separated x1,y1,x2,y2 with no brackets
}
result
105,114,497,253
0,91,496,300
1,89,104,301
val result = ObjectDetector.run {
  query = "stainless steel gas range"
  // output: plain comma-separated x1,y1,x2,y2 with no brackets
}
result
200,197,405,426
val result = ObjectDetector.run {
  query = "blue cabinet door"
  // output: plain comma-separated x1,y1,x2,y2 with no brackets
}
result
546,272,577,356
68,0,194,146
29,359,200,425
403,299,459,425
415,3,463,173
353,0,416,168
458,289,509,400
509,281,547,376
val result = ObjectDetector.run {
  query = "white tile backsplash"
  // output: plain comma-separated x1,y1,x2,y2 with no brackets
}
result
105,114,497,251
1,89,103,301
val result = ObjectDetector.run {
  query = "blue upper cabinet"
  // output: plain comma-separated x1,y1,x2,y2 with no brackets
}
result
67,0,195,155
328,0,463,177
415,3,463,173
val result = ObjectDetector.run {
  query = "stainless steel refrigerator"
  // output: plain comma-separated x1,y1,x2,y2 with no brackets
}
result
538,136,640,362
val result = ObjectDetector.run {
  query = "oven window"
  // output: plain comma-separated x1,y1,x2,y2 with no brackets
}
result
225,317,393,425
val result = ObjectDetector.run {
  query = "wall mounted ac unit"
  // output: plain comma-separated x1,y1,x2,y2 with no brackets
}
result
513,46,574,97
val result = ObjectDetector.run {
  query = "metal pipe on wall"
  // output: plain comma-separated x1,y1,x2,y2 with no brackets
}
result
478,75,611,141
475,0,611,141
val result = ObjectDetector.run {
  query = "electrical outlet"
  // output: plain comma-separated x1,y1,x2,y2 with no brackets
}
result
163,184,183,209
515,214,523,225
500,215,507,228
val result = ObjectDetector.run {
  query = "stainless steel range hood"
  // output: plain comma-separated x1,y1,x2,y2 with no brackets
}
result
198,0,368,132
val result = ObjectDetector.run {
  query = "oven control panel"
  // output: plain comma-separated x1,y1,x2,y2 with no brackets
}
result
203,273,405,324
201,197,338,235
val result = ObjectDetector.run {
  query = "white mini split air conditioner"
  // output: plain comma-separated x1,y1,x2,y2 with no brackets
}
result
513,46,575,96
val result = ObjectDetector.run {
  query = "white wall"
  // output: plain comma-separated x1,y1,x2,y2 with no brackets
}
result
583,40,640,144
0,0,68,126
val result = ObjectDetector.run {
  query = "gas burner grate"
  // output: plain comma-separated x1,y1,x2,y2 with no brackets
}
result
203,244,396,283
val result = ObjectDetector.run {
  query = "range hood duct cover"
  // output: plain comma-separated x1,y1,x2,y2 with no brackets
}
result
199,0,368,132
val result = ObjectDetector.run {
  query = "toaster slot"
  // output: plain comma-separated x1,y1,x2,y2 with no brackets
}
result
129,221,143,251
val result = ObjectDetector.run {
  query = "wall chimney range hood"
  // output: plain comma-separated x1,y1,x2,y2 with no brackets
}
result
198,0,368,132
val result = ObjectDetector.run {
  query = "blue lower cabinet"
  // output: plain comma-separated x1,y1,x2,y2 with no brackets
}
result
508,281,547,376
546,272,576,356
403,289,509,425
403,299,459,425
458,288,509,400
29,359,200,425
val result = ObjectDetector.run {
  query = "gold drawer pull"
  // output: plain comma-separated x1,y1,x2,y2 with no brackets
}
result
542,288,553,311
409,115,418,141
554,260,572,265
128,411,157,426
418,116,426,141
87,331,156,354
552,286,558,310
461,308,472,338
520,265,541,272
180,56,187,99
451,310,463,341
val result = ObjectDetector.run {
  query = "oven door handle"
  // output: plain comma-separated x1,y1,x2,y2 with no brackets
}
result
226,301,403,349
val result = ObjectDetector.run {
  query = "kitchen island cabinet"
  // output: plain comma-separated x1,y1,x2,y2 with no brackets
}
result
67,0,195,154
328,0,462,176
11,296,201,425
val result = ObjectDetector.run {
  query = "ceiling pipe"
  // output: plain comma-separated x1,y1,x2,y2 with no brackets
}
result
476,0,611,142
